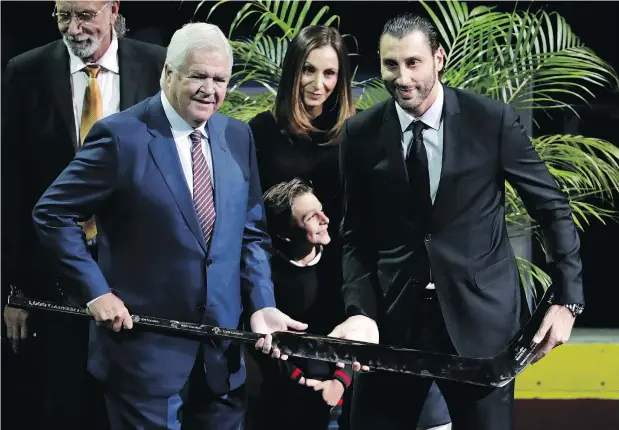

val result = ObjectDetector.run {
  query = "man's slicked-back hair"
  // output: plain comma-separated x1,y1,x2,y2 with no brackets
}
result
263,178,315,237
380,13,440,55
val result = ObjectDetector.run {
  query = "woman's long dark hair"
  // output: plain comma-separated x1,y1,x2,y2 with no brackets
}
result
273,25,355,143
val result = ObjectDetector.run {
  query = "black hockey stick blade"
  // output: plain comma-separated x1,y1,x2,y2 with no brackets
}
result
7,289,553,387
266,289,553,387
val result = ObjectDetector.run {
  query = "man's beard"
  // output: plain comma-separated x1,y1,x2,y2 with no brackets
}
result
63,34,101,60
385,68,436,113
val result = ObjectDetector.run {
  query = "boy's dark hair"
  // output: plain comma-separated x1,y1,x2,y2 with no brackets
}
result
263,178,314,237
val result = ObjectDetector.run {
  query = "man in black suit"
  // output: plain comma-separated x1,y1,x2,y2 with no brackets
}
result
329,13,584,430
2,1,165,428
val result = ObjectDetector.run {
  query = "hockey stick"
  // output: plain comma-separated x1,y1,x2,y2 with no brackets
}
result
6,290,553,387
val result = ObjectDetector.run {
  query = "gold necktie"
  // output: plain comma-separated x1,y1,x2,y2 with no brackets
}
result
80,65,103,144
78,64,102,241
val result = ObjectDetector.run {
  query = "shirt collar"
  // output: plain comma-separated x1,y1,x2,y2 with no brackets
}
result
395,83,444,132
67,30,120,75
160,91,208,139
288,246,323,267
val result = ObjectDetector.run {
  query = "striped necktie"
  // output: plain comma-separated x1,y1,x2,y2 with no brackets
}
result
190,130,216,244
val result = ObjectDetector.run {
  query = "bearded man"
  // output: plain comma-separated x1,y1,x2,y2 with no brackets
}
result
2,2,165,428
330,12,584,430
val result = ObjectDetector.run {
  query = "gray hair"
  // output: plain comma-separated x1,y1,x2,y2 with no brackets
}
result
160,22,233,87
113,12,127,39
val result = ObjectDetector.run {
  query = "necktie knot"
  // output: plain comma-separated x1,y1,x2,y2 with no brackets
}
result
408,120,427,140
190,130,202,147
84,64,102,79
406,120,427,158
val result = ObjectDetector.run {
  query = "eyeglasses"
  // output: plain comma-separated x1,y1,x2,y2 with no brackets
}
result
52,2,109,27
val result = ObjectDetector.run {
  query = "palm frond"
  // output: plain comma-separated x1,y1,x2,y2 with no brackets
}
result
230,35,288,88
516,256,552,301
219,91,276,122
420,1,619,111
506,134,619,232
354,78,390,110
535,135,619,198
207,0,339,41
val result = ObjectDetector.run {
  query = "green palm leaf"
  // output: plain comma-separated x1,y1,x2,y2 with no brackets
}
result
206,0,339,40
354,78,390,110
506,134,619,232
229,35,288,89
420,1,619,111
516,256,552,300
219,90,276,122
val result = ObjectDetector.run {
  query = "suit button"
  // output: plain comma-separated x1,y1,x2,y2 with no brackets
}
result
424,234,432,242
206,258,213,266
198,303,206,310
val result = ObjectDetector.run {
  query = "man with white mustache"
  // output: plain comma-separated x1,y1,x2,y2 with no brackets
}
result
2,1,165,428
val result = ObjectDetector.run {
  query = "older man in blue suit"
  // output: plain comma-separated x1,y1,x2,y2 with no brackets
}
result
32,22,305,429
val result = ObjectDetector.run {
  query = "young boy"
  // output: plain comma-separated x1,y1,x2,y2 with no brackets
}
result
252,178,353,429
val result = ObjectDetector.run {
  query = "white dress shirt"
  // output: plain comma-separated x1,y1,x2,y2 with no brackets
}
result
160,92,214,189
394,84,445,289
66,31,121,144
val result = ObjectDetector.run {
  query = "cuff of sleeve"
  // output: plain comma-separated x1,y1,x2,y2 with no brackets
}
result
249,284,277,314
333,369,352,389
345,305,373,319
87,293,107,308
290,367,304,382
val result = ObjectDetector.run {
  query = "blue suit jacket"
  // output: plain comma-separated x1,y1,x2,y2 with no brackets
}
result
32,93,276,397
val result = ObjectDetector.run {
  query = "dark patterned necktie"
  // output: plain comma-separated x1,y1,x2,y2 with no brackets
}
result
190,130,216,244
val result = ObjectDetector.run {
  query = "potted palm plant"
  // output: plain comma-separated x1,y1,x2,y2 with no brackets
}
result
200,0,619,298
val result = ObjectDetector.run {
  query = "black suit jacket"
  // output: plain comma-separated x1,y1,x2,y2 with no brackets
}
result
2,37,166,301
339,86,584,358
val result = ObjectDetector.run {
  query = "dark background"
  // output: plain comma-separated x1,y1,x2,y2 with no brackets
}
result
2,1,618,327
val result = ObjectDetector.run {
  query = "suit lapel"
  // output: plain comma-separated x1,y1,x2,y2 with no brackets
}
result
206,115,229,252
380,101,414,210
118,39,142,110
48,41,78,149
146,95,208,254
432,86,461,223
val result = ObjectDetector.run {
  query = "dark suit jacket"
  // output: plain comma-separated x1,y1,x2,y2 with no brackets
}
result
339,86,584,358
2,38,166,302
31,93,276,397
